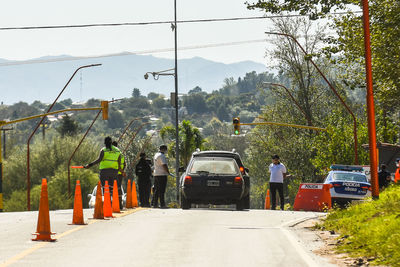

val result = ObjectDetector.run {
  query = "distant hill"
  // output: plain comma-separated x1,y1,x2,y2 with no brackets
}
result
0,54,267,104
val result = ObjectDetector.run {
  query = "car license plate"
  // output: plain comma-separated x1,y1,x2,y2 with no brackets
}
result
207,180,220,187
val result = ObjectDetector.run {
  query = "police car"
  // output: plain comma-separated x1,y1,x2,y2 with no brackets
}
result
323,164,371,206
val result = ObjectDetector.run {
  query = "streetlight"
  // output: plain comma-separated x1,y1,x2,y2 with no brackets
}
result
361,0,379,198
265,31,359,165
144,68,175,80
26,64,101,211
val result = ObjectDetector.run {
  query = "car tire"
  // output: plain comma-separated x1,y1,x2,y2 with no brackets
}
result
181,193,191,210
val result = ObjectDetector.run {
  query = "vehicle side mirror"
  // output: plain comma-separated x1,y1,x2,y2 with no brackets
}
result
245,168,249,173
179,167,186,172
87,194,92,198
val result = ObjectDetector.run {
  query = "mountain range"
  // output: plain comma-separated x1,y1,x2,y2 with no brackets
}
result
0,54,267,105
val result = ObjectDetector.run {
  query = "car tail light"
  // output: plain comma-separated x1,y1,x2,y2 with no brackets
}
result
234,176,242,185
184,176,192,185
332,183,341,187
239,166,245,174
361,186,372,191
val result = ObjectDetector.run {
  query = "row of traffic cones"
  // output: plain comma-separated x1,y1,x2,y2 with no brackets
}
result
32,178,139,242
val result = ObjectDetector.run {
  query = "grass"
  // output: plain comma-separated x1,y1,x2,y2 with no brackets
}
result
319,184,400,266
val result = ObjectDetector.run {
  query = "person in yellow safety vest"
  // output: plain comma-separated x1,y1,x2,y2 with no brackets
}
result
112,141,125,208
84,136,122,194
395,159,400,184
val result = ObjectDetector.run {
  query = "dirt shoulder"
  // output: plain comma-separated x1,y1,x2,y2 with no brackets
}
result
291,217,375,267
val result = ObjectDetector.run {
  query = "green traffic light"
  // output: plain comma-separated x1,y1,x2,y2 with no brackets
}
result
234,130,239,135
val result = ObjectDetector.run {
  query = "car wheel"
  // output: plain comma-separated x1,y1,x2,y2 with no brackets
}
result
181,193,191,210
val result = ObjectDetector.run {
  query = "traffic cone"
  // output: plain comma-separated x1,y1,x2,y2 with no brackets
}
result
126,179,132,209
112,179,121,213
71,180,86,225
131,181,138,208
103,181,113,218
32,178,56,241
93,181,104,219
264,189,271,210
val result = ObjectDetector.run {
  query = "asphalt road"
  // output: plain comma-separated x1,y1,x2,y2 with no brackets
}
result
0,208,336,267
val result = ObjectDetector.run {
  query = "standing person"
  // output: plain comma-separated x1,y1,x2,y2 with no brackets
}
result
84,136,122,193
153,145,170,208
135,152,152,207
112,141,125,208
378,164,391,190
268,154,287,210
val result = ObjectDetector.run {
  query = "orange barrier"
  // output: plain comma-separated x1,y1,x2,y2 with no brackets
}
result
93,181,104,219
395,168,400,183
112,179,121,213
264,189,270,209
126,179,132,209
293,183,332,212
131,181,138,208
103,181,113,218
71,180,86,225
32,178,56,241
71,166,84,169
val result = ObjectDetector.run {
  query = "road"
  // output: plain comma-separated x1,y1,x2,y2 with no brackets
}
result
0,208,336,267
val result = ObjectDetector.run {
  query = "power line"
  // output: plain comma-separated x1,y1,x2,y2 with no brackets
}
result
0,11,361,31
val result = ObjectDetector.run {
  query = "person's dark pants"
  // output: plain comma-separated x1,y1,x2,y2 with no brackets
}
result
270,182,284,210
153,175,167,207
138,176,151,207
99,169,118,206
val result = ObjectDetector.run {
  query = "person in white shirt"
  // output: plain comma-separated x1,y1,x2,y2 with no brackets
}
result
153,145,170,208
268,154,287,210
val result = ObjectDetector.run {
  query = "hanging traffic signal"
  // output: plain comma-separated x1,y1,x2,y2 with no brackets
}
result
233,117,240,135
101,101,109,120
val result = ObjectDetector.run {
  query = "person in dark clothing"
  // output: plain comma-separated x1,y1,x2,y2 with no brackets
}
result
378,164,391,190
135,152,152,207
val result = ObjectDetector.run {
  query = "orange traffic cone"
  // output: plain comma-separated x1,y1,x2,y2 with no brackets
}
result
112,179,121,213
93,181,104,219
264,189,271,210
71,180,86,225
32,178,56,241
103,181,113,218
126,179,132,209
131,181,138,208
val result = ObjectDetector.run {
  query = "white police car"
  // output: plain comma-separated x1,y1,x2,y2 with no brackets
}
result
324,164,371,206
87,185,126,208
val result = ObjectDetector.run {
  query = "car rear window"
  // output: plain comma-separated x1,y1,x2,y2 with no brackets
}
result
189,158,239,175
333,173,367,182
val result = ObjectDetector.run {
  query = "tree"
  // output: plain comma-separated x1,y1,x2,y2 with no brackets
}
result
57,114,79,137
132,88,141,98
188,86,203,95
160,120,205,167
246,0,355,19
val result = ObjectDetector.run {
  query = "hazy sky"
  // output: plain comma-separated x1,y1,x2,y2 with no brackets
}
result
0,0,274,65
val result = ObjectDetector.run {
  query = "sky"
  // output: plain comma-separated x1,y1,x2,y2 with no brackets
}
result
0,0,274,65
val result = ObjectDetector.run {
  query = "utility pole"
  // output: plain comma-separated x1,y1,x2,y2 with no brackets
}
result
174,0,180,202
1,128,13,159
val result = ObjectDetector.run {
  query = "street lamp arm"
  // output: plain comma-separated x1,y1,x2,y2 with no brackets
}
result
265,31,359,164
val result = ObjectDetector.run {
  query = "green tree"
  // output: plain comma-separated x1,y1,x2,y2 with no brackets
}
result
57,114,79,137
132,88,141,98
160,120,205,167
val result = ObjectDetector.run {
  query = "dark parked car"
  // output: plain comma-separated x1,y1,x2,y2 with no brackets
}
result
179,150,250,210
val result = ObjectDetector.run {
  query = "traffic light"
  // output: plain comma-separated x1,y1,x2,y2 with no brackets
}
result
101,101,109,120
233,117,240,135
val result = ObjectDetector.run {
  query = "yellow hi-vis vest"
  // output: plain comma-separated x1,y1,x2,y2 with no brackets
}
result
118,154,125,175
99,146,121,170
